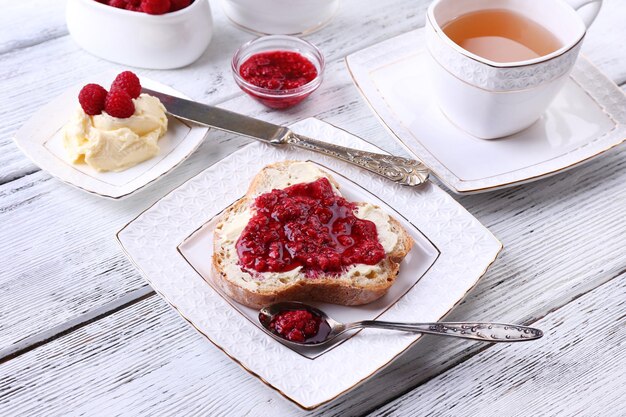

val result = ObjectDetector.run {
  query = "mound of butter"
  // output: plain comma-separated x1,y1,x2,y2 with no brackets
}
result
63,94,168,172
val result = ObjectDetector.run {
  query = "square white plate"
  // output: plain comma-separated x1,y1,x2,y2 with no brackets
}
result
177,161,440,360
117,118,502,409
346,28,626,194
13,72,209,199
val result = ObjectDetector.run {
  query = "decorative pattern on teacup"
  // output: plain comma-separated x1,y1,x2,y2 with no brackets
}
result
425,24,582,92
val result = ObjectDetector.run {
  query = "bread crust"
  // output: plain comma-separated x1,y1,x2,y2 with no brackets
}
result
210,161,414,309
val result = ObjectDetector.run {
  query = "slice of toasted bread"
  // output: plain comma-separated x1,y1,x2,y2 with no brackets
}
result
211,161,414,309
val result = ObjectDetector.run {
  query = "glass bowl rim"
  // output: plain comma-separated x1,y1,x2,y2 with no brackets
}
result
231,35,325,97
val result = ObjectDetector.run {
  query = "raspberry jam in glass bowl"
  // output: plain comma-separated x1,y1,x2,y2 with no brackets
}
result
231,35,324,109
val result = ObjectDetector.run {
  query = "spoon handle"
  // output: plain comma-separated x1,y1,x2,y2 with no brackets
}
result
352,321,543,342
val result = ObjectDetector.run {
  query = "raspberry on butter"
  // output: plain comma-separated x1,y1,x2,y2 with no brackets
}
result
170,0,191,11
93,0,193,14
141,0,171,14
111,71,142,99
108,0,128,9
78,84,108,116
104,90,135,119
125,0,142,12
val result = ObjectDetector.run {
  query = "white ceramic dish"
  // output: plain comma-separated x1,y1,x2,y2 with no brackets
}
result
220,0,339,35
346,28,626,194
117,118,502,409
13,72,209,199
66,0,213,69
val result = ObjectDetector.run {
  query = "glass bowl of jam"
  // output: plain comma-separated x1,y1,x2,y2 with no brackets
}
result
231,35,325,109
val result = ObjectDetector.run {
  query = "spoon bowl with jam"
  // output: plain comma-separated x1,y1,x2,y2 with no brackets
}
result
259,301,543,347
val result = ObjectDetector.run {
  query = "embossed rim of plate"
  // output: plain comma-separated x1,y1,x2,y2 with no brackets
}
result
345,28,626,194
116,118,502,409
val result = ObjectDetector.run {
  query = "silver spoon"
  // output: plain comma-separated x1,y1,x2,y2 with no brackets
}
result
259,301,543,347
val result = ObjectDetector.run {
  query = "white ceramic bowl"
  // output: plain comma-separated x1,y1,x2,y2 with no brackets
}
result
231,35,325,109
66,0,213,69
220,0,339,35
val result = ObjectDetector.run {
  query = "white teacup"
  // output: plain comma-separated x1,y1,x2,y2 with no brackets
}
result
426,0,602,139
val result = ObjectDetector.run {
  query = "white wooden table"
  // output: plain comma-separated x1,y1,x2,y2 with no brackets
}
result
1,1,625,416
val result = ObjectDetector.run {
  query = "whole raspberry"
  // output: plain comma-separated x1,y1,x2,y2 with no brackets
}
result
110,71,142,99
109,0,128,9
78,84,108,116
104,90,135,118
169,0,191,12
141,0,171,14
125,0,142,11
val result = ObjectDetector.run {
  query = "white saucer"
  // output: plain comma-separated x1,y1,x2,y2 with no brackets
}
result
346,28,626,194
13,72,209,199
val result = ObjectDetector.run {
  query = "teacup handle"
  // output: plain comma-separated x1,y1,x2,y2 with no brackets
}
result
565,0,603,28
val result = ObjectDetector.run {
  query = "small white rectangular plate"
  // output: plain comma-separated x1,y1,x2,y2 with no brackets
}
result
346,28,626,194
13,72,209,199
117,118,502,410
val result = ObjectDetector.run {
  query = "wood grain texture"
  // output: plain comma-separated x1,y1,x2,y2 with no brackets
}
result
0,0,67,55
2,143,623,417
368,277,626,417
0,269,623,417
0,0,625,415
0,128,247,350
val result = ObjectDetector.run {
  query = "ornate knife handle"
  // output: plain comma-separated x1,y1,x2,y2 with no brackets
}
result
351,321,544,342
286,133,429,186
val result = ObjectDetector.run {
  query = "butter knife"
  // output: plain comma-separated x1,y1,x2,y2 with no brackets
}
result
143,88,429,186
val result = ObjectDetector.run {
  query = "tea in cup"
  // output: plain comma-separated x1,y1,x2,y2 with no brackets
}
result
426,0,602,139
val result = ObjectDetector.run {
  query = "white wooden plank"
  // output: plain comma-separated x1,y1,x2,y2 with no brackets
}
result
1,16,626,358
0,295,264,417
0,141,623,415
0,0,625,415
368,277,626,417
0,128,245,350
0,0,67,55
2,54,625,356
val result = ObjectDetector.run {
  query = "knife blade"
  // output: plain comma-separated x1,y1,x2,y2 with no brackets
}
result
142,88,429,186
143,88,290,144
